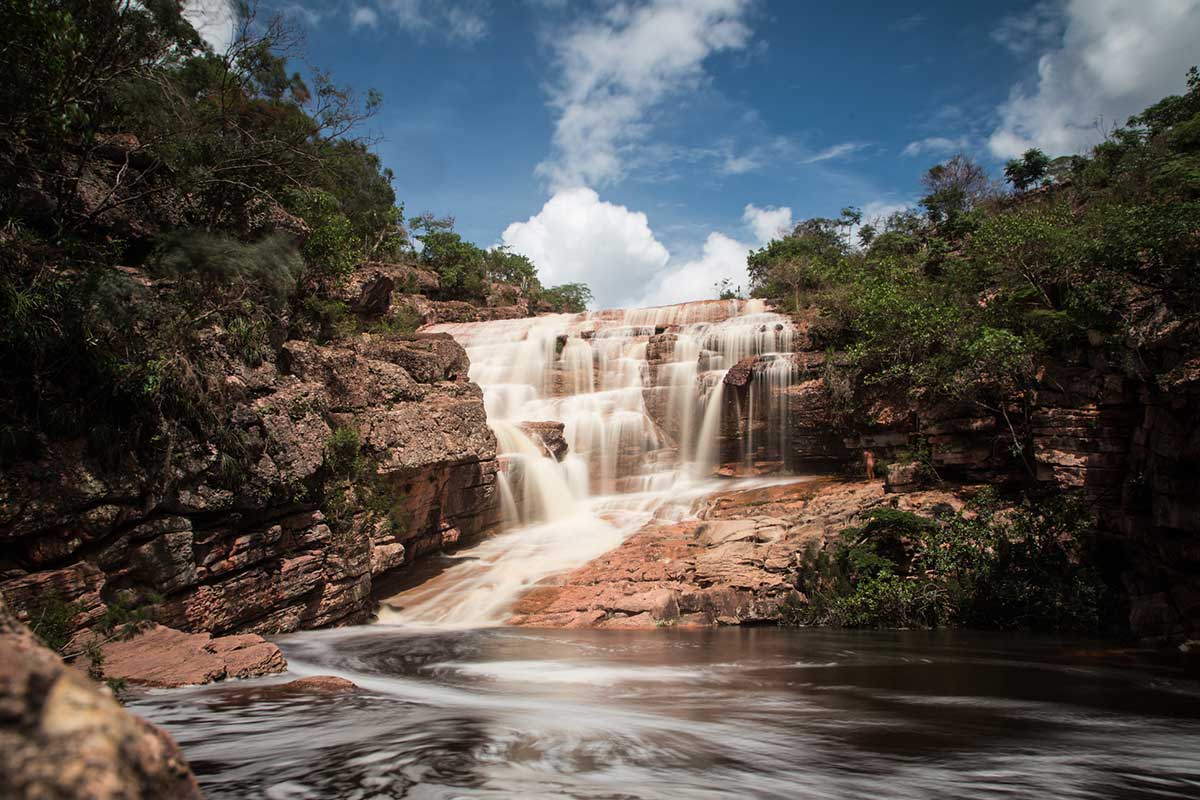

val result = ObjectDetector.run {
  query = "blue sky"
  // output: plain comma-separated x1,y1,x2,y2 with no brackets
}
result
185,0,1200,307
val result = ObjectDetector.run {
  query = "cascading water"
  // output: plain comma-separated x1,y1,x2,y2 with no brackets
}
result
380,299,800,626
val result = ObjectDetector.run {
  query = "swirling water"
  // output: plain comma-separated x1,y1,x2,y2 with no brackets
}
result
132,625,1200,799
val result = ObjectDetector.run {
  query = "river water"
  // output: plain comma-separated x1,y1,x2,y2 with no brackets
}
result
132,625,1200,799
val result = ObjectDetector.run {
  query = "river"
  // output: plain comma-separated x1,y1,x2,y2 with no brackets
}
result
131,624,1200,799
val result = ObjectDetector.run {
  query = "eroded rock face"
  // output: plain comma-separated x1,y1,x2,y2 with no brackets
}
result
517,421,570,462
0,325,500,656
0,601,202,799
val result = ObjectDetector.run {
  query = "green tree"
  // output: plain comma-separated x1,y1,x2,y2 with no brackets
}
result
1004,148,1052,191
540,283,593,313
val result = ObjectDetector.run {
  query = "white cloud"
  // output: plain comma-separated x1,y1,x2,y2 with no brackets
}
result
372,0,489,42
802,141,868,164
742,204,792,244
637,231,751,307
501,188,669,308
901,135,969,157
537,0,754,190
991,2,1063,56
351,6,379,28
500,190,797,308
988,0,1200,158
183,0,237,53
719,153,761,175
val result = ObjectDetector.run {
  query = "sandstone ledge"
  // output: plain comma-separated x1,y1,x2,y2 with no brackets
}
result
100,624,287,688
509,478,970,629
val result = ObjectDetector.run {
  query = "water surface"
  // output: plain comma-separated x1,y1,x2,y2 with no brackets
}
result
132,626,1200,799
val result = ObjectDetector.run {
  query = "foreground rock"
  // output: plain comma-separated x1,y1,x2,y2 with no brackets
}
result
0,602,201,799
510,479,969,628
100,625,286,688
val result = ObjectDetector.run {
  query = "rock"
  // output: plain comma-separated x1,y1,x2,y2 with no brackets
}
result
0,600,202,799
885,462,924,493
273,675,357,694
509,479,964,629
518,421,570,461
99,624,286,688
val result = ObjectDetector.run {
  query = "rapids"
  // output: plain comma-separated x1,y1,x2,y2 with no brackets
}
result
131,627,1200,799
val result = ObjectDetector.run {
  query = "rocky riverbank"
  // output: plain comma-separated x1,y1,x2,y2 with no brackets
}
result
509,478,973,628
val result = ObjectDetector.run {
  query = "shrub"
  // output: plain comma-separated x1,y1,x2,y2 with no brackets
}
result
27,592,83,653
324,426,362,479
791,492,1106,631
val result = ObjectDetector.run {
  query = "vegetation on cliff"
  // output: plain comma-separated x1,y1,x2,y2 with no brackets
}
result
749,68,1199,428
754,71,1200,634
0,1,587,469
787,493,1107,631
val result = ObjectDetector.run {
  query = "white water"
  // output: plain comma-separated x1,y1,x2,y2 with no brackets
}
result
380,299,800,627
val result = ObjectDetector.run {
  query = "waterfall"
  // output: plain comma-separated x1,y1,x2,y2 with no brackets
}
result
379,298,800,627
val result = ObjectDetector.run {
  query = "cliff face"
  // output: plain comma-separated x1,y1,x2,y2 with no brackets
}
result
713,312,1200,642
0,323,501,650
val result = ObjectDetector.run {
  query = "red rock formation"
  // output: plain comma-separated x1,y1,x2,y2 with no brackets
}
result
0,326,501,661
510,480,970,628
99,625,286,688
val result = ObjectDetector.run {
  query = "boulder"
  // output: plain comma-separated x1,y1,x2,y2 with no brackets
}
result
0,600,201,799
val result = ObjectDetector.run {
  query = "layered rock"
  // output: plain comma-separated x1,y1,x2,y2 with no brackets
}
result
0,327,500,656
99,625,287,688
0,600,201,799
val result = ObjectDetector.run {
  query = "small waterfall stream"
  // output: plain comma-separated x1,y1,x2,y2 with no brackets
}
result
380,299,800,626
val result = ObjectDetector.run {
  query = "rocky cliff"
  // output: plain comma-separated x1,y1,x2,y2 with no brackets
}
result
0,299,501,660
703,310,1200,642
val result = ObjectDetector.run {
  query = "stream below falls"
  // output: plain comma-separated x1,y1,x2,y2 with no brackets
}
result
133,625,1200,799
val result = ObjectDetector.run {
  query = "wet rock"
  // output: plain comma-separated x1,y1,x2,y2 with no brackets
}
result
99,625,286,688
272,675,358,694
518,421,570,461
0,600,201,799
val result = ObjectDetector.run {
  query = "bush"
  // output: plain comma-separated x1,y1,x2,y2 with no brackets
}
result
324,426,361,479
791,492,1106,631
27,592,83,653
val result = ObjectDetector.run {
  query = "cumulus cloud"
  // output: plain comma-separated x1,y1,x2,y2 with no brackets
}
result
988,0,1200,158
501,188,670,308
637,231,751,307
742,204,792,244
537,0,754,190
802,141,868,164
183,0,237,53
500,190,796,308
901,135,970,157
